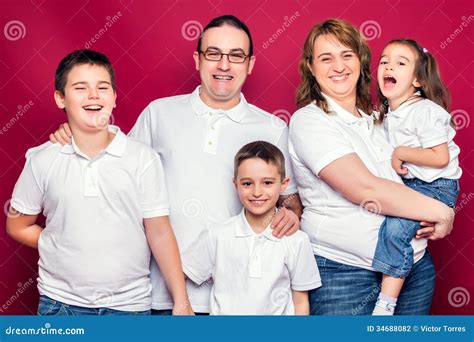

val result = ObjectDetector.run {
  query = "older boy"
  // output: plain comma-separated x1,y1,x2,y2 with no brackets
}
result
6,50,192,315
182,141,321,315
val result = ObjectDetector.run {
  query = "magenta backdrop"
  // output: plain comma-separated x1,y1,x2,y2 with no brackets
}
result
0,0,473,315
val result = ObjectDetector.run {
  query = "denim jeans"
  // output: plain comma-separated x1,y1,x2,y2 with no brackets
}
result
309,251,435,315
372,178,459,277
37,295,151,316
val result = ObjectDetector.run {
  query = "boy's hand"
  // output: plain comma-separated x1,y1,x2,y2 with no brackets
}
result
49,122,72,145
391,148,408,176
172,300,194,315
271,207,299,238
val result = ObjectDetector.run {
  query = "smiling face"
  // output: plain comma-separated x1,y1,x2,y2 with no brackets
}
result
308,34,361,104
377,43,420,110
54,64,116,132
193,25,255,110
234,158,288,223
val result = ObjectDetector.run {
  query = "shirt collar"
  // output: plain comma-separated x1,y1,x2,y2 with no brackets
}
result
60,125,127,158
235,209,280,242
387,92,422,118
321,92,371,125
190,86,248,123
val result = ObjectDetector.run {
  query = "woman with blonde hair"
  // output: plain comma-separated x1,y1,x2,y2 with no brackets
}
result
289,19,454,315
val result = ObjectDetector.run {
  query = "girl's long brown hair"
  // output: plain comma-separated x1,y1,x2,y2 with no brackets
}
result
296,19,373,116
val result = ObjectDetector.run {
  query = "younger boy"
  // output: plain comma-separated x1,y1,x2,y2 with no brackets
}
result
6,50,192,315
182,141,321,315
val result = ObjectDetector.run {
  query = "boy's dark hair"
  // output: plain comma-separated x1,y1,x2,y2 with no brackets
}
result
234,141,285,180
55,49,116,95
197,15,253,56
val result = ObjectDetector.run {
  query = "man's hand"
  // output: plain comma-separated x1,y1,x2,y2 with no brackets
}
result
391,147,408,176
271,207,299,238
49,122,72,145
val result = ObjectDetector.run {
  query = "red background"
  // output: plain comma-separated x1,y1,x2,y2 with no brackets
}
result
0,0,472,315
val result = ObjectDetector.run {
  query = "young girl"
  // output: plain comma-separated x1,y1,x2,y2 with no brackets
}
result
372,39,461,315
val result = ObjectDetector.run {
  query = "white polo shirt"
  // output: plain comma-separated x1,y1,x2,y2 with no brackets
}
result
289,94,427,270
384,98,462,182
182,209,321,315
11,126,170,311
129,86,297,312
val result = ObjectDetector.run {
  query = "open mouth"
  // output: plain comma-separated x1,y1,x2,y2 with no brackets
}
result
83,105,103,112
213,75,233,81
383,75,397,85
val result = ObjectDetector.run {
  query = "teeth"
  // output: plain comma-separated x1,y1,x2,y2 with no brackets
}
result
83,105,102,110
251,200,266,205
214,75,232,80
330,75,348,81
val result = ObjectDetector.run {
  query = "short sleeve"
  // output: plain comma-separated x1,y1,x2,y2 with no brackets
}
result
275,127,297,195
139,151,170,218
11,158,43,215
288,232,321,291
128,105,154,147
414,105,450,148
181,228,215,285
289,106,354,176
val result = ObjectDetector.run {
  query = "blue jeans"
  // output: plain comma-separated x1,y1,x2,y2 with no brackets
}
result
373,178,459,277
309,251,435,315
38,295,151,316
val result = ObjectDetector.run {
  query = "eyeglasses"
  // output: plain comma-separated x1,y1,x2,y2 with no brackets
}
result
199,49,249,63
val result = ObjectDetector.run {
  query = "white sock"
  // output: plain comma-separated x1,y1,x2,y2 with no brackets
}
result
372,293,398,316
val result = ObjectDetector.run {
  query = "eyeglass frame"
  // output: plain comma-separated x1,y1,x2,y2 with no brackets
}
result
198,48,251,64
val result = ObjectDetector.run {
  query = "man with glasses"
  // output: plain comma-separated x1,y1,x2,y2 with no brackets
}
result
50,15,302,315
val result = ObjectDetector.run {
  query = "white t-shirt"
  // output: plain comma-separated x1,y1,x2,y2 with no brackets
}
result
384,98,462,182
129,86,297,312
289,94,427,270
182,209,321,315
11,126,170,311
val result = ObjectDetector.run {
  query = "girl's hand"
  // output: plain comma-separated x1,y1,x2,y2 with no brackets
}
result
391,148,409,175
